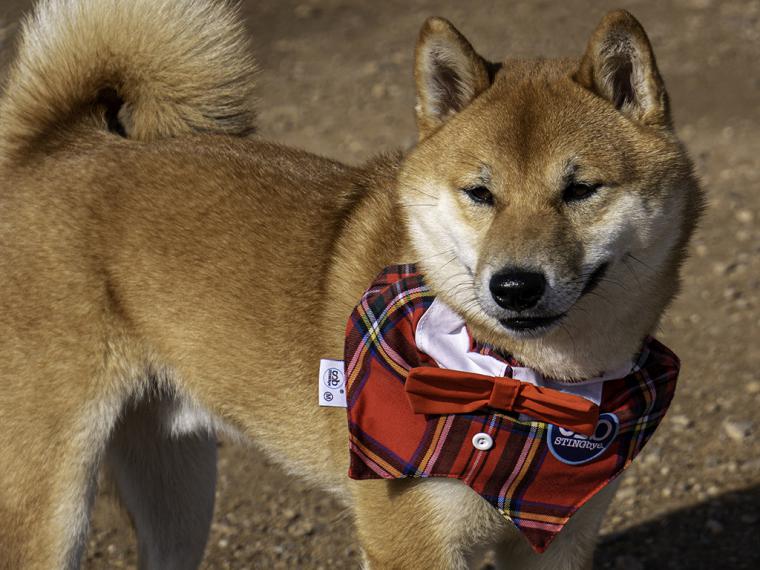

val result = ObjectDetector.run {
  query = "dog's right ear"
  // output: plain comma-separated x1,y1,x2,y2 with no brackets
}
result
414,18,491,140
575,10,670,128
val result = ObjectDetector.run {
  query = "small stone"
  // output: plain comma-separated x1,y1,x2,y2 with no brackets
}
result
218,538,229,548
360,61,380,76
735,209,754,224
706,485,720,497
713,262,738,276
642,449,661,465
712,262,727,275
746,381,760,394
705,519,724,534
723,420,753,442
347,139,364,153
670,414,692,430
371,83,388,98
723,287,740,301
660,466,671,476
294,4,318,18
288,519,315,537
616,487,635,501
661,486,673,498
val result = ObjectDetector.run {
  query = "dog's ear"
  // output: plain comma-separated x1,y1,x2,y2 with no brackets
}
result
575,10,670,128
414,18,491,139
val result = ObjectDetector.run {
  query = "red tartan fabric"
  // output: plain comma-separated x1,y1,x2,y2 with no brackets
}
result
345,265,680,553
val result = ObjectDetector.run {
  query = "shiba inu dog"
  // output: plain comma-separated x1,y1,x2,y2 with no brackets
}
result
0,0,702,568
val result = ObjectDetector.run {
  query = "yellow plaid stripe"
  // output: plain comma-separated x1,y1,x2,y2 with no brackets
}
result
347,288,432,388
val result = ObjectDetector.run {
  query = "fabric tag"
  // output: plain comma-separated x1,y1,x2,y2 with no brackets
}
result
318,359,347,407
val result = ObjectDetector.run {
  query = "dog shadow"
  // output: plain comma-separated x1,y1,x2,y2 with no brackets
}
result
594,484,760,569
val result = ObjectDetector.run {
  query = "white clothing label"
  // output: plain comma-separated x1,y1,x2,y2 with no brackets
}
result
318,359,347,408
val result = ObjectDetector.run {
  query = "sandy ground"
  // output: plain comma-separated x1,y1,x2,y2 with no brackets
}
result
1,0,759,568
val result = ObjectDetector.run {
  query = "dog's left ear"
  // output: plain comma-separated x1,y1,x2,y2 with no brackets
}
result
575,10,670,128
414,18,492,139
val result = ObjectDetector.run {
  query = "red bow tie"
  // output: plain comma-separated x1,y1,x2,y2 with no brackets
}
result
404,367,600,436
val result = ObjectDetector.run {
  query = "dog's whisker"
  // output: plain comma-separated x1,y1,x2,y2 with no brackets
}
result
620,257,643,288
435,271,474,295
400,203,439,208
597,277,627,291
425,259,465,283
438,255,460,272
409,187,438,200
583,290,614,308
627,253,656,273
414,248,457,264
558,321,578,360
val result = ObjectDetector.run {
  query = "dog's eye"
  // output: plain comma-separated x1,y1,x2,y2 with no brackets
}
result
463,186,494,206
562,181,601,203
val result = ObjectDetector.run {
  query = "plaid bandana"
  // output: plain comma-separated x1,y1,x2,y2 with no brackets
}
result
345,264,679,553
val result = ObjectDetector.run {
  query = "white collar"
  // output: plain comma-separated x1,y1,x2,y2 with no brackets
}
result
414,298,635,406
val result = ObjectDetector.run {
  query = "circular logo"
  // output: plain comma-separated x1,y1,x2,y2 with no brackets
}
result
547,413,619,465
322,367,344,390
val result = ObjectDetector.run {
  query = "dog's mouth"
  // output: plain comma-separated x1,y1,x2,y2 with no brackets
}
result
581,262,608,297
492,260,613,336
499,314,565,334
496,262,609,335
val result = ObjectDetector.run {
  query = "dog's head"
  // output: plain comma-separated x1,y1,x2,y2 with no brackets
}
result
399,11,703,380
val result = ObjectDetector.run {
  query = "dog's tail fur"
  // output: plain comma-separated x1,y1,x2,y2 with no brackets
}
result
0,0,257,157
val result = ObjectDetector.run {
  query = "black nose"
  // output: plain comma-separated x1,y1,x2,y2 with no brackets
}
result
489,269,546,311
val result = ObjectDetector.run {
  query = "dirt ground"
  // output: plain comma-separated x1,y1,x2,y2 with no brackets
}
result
1,0,759,568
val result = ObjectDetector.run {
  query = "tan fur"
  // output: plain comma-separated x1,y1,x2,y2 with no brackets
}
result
0,0,257,158
0,2,702,569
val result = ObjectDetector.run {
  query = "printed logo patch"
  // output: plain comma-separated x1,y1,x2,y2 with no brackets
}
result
548,413,619,465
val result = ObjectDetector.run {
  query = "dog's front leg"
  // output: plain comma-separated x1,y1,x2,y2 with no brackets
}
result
352,478,507,570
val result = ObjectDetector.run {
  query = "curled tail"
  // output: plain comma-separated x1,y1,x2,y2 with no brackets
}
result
0,0,257,156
